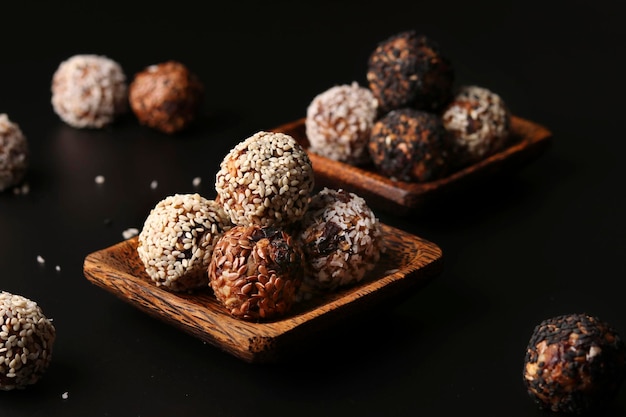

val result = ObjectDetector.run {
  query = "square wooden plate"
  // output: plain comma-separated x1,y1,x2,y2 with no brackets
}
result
273,115,552,215
83,223,443,363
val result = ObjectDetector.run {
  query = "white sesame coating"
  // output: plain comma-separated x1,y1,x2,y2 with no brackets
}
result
214,131,315,227
137,193,233,292
305,82,378,165
0,114,29,192
51,54,128,129
0,291,56,391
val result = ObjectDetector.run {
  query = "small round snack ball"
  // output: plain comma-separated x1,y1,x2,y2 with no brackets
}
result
129,61,204,134
523,313,626,414
208,224,304,321
137,193,233,292
0,291,56,391
442,85,511,167
51,54,128,128
368,108,451,182
215,131,315,227
366,30,454,114
296,188,383,297
305,81,378,165
0,114,29,192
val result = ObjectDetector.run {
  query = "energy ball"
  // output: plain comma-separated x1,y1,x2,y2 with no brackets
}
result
442,85,511,167
208,225,304,321
215,131,315,227
0,291,56,391
137,193,233,292
523,313,626,414
51,54,128,128
296,188,383,297
366,30,454,114
368,108,451,182
305,82,378,165
129,60,204,134
0,114,29,192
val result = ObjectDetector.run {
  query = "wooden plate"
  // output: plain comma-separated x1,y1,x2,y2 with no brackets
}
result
273,115,552,215
83,223,443,363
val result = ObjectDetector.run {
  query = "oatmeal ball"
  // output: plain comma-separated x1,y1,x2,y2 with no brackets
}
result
0,114,29,192
368,108,451,182
129,60,204,134
208,225,304,321
296,188,384,297
442,85,511,167
215,131,315,227
366,30,454,114
305,82,378,165
523,313,626,414
0,291,56,391
137,193,233,292
51,54,128,128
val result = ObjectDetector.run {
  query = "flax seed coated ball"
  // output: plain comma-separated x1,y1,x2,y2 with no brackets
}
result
366,30,454,114
0,114,29,192
523,313,626,414
0,291,56,391
215,131,315,227
51,54,128,128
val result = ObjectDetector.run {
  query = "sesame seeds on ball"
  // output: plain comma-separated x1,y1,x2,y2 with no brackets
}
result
51,54,128,129
215,131,315,227
0,291,56,391
305,82,378,165
0,114,29,192
137,193,233,292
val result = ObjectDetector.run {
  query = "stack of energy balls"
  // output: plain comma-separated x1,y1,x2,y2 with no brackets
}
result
137,131,384,322
305,30,512,182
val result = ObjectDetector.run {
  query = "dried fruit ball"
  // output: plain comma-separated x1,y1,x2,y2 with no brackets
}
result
368,108,451,182
0,291,56,391
137,193,233,292
305,82,378,165
129,60,204,134
523,313,626,414
366,30,454,114
208,225,304,321
215,131,315,227
51,54,128,128
442,85,511,168
0,114,29,192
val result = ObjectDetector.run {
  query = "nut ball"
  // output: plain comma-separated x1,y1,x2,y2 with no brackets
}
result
368,108,451,182
0,291,56,391
129,60,204,134
208,225,304,321
0,114,29,192
51,54,128,128
367,30,454,114
523,313,626,414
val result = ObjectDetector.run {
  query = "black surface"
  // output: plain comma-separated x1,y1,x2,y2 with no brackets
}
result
1,1,624,416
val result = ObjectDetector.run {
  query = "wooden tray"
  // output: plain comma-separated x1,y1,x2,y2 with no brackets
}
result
83,223,443,363
274,115,552,215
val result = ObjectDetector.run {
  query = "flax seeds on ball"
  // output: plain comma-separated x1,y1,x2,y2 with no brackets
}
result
137,193,233,292
0,114,29,192
215,131,315,227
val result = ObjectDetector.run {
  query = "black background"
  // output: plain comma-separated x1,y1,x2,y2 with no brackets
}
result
1,1,624,416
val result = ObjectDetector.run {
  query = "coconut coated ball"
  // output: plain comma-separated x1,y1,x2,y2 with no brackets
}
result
0,114,29,192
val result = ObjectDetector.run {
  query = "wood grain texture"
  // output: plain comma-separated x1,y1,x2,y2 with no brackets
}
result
274,115,553,215
83,224,443,363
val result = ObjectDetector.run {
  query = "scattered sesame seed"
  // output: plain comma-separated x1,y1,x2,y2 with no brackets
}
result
95,175,105,184
122,228,139,240
150,180,158,190
55,265,61,272
61,391,69,400
192,177,201,187
37,255,45,264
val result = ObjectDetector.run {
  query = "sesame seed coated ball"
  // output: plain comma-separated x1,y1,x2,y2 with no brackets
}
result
305,82,378,165
137,193,233,292
523,313,626,414
215,131,315,227
0,291,56,391
51,54,128,129
442,85,511,168
208,224,304,322
368,108,451,182
366,30,454,114
0,114,29,192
